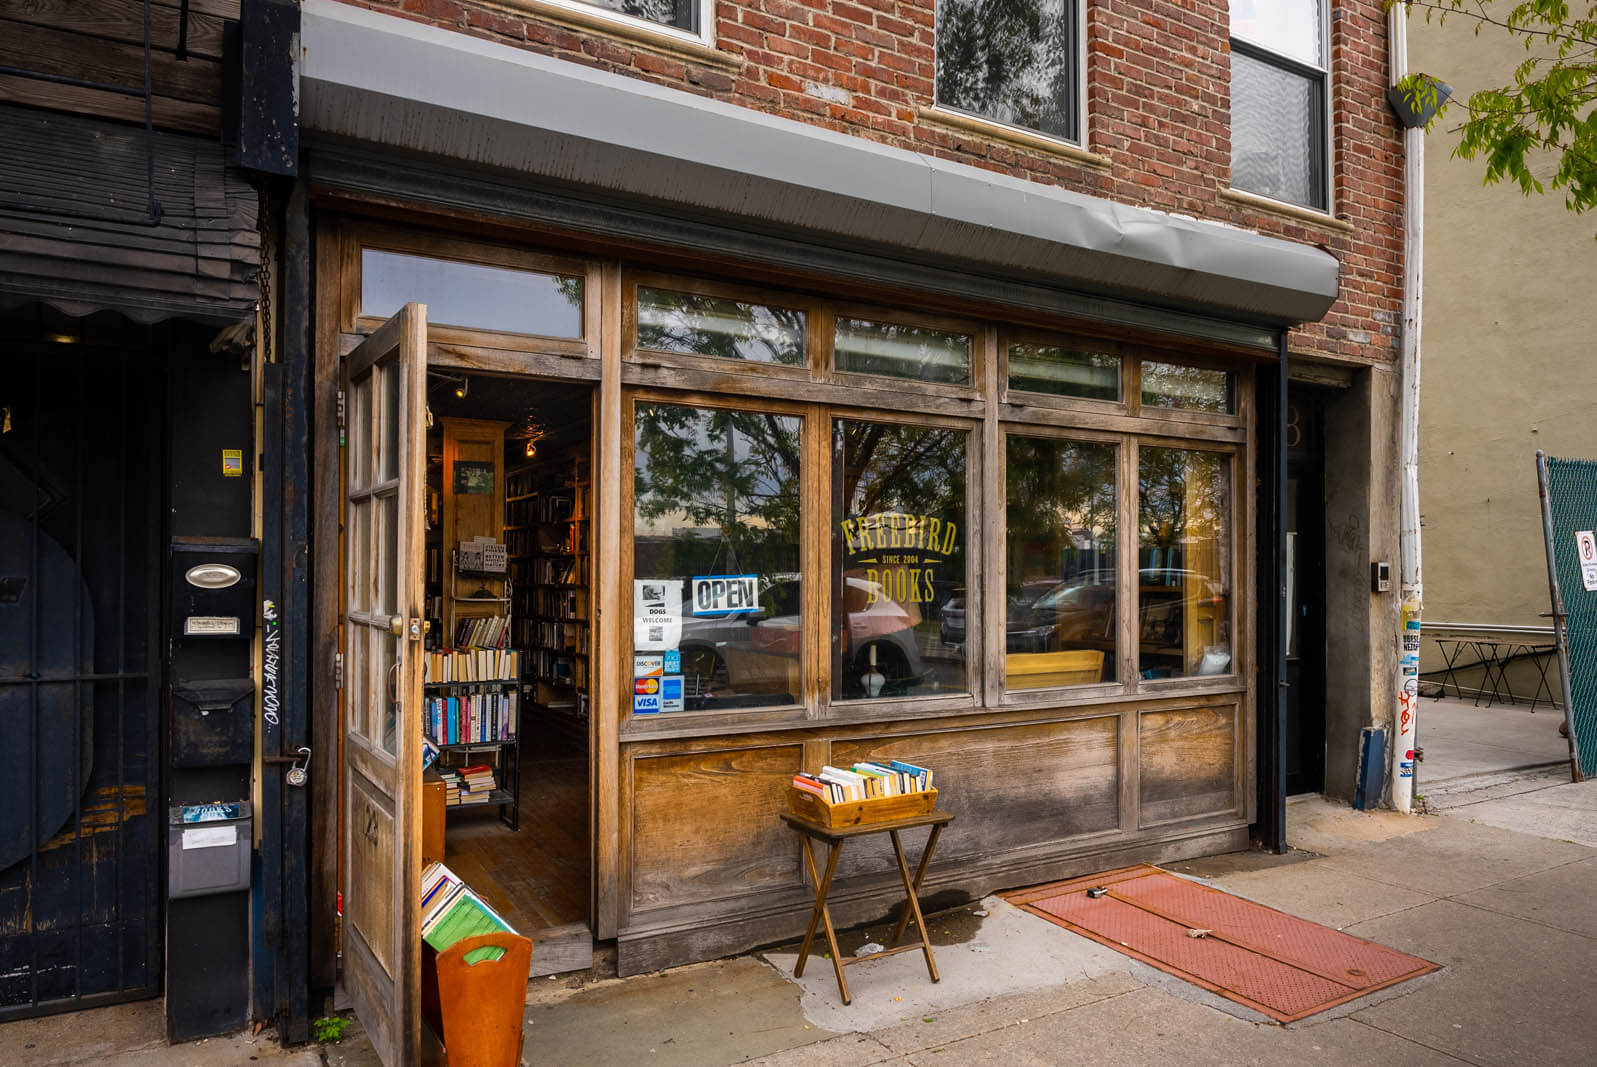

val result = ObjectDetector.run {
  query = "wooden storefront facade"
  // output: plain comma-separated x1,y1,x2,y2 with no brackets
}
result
310,194,1272,993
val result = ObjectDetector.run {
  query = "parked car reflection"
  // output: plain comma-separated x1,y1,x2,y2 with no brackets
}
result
674,576,929,707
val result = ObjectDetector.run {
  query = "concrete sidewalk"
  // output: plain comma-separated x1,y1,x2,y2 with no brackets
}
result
8,787,1595,1066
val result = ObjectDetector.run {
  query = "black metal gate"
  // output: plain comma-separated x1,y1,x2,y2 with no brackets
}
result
0,342,163,1019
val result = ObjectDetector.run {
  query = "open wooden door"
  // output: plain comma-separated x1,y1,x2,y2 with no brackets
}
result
342,304,428,1065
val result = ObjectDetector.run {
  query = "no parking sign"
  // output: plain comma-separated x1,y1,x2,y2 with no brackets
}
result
1578,530,1597,591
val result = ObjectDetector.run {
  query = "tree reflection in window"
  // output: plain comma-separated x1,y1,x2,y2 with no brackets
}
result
1142,362,1233,413
1138,448,1232,679
633,404,802,709
936,0,1080,143
637,288,805,366
833,420,968,700
1005,437,1117,688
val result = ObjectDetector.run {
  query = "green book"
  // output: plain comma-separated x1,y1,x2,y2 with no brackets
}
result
424,890,513,963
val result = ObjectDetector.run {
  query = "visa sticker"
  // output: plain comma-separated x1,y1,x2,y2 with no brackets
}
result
633,693,661,715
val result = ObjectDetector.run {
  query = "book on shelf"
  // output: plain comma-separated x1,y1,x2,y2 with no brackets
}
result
532,557,580,585
420,861,515,962
423,645,519,684
451,615,511,651
424,687,518,746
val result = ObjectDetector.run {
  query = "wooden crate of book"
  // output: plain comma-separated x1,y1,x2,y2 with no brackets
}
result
789,760,937,828
788,786,938,828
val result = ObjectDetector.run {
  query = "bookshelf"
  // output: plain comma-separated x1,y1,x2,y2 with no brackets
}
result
505,446,590,742
425,415,521,829
423,643,522,830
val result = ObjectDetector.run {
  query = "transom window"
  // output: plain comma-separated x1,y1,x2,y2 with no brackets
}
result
1230,0,1329,211
935,0,1082,144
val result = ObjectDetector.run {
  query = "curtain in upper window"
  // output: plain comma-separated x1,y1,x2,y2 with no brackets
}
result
1229,0,1328,211
935,0,1081,143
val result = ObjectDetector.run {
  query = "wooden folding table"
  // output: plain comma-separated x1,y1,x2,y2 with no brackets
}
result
780,808,954,1005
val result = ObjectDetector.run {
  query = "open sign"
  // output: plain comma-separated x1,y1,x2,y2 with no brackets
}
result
691,574,759,616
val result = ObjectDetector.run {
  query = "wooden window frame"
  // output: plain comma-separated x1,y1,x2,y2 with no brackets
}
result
342,222,602,361
995,424,1128,708
1134,352,1243,426
621,389,817,740
828,301,985,399
622,269,819,386
826,405,985,722
998,327,1130,415
1130,438,1244,694
613,268,1256,740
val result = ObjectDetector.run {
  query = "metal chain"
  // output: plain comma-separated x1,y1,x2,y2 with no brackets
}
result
258,185,277,364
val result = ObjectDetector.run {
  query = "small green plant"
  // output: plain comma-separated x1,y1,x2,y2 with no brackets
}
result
312,1015,349,1044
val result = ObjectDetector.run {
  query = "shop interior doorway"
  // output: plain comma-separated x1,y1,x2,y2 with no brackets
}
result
420,370,595,975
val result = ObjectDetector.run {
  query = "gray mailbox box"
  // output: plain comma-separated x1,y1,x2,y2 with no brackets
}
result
167,801,252,898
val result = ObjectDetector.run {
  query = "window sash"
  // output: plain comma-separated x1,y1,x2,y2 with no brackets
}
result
529,0,712,43
933,0,1084,145
1230,38,1329,212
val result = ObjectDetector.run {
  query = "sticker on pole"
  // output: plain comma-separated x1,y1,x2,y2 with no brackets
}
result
1578,530,1597,591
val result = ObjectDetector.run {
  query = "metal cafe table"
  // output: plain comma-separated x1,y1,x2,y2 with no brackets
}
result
781,795,953,1005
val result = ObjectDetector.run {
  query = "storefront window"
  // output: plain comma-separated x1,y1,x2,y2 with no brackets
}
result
632,403,802,712
1009,341,1120,400
1138,447,1232,679
832,420,968,699
636,287,805,366
1005,436,1117,689
361,249,582,338
834,317,971,385
1141,362,1233,413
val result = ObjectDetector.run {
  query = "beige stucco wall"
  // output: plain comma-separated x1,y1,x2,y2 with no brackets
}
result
1412,16,1597,634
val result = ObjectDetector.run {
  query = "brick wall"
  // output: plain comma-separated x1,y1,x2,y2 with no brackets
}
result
346,0,1404,365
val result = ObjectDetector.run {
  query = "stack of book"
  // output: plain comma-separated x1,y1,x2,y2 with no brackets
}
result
420,861,515,963
794,761,934,803
459,764,497,801
437,768,464,805
437,764,498,806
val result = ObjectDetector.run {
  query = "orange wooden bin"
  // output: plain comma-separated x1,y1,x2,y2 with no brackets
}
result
422,932,533,1067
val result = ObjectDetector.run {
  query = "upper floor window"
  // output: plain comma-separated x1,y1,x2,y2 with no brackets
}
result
1230,1,1328,211
551,1,710,41
934,0,1082,144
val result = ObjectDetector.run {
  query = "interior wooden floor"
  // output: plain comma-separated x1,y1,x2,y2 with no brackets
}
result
441,722,589,935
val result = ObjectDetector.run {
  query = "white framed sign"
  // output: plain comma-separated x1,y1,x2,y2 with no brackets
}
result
1578,530,1597,592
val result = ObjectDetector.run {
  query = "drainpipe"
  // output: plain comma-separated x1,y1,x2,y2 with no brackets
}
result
1389,4,1425,814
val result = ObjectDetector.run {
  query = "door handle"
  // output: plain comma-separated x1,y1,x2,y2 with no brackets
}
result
389,615,404,637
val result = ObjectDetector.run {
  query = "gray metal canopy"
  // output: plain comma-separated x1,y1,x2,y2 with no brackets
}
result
299,0,1339,330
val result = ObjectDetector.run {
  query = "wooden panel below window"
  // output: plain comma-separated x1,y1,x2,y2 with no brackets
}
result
1139,705,1237,825
630,744,805,912
829,716,1120,880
